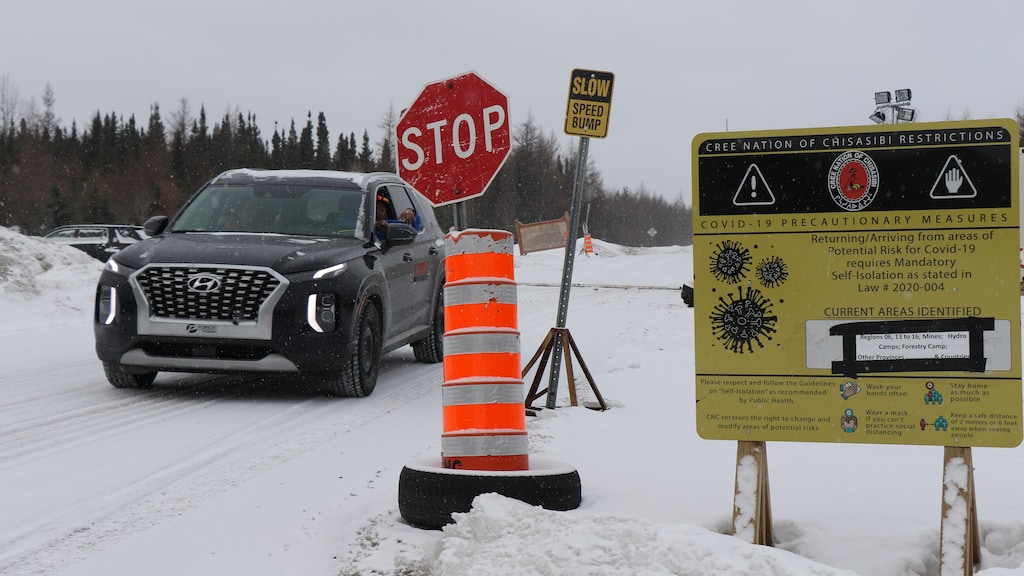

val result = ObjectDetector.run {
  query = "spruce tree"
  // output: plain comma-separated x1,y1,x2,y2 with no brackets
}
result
314,112,331,169
333,132,357,170
297,113,315,168
270,128,283,168
49,183,69,228
358,130,373,171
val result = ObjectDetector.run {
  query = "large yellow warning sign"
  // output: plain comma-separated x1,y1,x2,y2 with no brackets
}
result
692,119,1021,447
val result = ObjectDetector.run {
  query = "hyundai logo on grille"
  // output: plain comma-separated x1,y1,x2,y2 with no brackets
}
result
186,273,222,293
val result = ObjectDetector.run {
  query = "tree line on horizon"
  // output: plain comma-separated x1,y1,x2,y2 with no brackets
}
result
0,86,693,247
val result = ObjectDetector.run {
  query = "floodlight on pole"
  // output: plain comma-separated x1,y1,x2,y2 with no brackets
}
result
896,107,915,122
871,88,915,125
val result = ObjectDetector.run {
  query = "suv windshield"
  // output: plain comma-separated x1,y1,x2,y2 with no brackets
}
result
171,183,366,239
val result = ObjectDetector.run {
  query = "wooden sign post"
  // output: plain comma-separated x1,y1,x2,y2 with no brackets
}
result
940,446,981,575
732,441,774,546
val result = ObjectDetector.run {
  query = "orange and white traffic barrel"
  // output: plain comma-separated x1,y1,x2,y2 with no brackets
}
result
583,234,594,255
441,229,527,471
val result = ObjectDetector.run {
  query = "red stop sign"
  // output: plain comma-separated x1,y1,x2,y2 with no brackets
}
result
396,72,511,207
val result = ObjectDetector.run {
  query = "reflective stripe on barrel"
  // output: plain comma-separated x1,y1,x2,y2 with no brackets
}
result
442,378,524,405
441,431,529,471
442,380,525,432
442,229,527,471
444,329,519,355
443,329,521,381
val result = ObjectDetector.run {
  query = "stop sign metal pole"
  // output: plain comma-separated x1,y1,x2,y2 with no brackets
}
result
545,136,589,408
452,202,468,231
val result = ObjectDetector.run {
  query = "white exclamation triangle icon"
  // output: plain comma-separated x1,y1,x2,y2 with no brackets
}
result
733,164,775,206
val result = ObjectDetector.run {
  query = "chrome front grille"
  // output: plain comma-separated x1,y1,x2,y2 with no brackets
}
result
135,266,282,322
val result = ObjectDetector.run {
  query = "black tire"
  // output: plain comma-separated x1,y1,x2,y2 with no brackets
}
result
412,287,444,363
323,299,381,397
398,457,582,530
103,361,157,389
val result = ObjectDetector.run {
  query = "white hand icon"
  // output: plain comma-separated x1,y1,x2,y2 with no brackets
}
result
944,168,963,194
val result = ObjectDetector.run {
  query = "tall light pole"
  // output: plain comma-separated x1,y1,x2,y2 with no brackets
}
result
869,89,915,124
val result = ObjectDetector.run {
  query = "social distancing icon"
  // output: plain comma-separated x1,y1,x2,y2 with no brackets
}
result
733,164,776,206
930,155,978,199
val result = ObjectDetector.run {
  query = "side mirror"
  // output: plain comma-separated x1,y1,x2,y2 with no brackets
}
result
143,215,169,236
385,223,417,246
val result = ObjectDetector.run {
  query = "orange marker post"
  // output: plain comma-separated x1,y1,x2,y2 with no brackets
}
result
441,229,528,471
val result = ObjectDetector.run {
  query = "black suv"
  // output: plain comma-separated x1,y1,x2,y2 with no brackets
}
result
94,169,445,396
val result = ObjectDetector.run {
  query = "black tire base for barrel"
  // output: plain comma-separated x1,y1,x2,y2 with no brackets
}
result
398,458,581,530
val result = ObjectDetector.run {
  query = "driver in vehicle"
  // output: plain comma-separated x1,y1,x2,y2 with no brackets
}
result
375,193,422,240
219,198,258,231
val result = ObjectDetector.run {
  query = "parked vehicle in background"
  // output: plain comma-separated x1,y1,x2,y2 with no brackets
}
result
93,169,446,396
44,224,148,262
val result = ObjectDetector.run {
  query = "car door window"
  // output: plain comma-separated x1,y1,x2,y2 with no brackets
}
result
385,185,423,233
113,227,144,243
386,186,414,217
46,229,77,241
76,228,108,244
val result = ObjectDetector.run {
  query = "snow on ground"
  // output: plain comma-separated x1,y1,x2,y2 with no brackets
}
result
1,226,1023,575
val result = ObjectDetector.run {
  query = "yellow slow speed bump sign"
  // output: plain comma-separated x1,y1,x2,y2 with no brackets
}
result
564,69,613,138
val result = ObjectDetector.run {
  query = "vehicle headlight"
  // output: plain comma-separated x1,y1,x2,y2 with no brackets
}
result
313,262,347,279
307,293,338,333
98,285,118,325
104,257,123,274
98,258,135,325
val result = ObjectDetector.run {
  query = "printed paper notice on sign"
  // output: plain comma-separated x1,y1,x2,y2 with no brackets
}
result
855,331,971,362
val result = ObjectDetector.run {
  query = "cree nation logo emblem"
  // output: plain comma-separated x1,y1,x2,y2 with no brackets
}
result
827,150,879,211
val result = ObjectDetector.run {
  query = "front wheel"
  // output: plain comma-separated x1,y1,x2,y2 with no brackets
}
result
103,361,157,389
412,287,443,363
322,299,381,397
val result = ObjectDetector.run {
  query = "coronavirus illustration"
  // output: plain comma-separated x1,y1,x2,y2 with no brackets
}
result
710,286,778,353
709,240,751,284
755,255,788,288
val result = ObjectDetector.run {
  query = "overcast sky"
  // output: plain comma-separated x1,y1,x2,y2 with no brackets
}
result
4,0,1024,205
